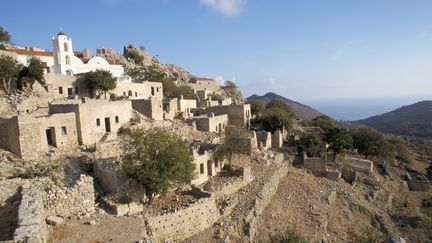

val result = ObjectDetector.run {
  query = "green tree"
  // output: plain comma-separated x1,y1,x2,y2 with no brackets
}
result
248,100,265,117
350,128,392,159
251,100,295,132
300,133,322,157
0,26,11,43
121,128,194,204
17,57,45,90
325,127,353,161
265,100,293,115
215,126,250,167
126,67,145,80
255,108,294,132
83,69,116,98
0,55,21,94
310,115,337,132
388,136,413,164
144,65,166,82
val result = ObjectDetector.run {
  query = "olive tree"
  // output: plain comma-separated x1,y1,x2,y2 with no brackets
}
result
121,128,194,204
0,55,21,94
17,57,45,90
83,69,116,98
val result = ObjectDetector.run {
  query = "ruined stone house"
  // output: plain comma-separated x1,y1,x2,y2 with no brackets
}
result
0,98,132,159
194,113,229,133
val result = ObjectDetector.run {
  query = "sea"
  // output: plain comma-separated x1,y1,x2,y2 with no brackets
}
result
303,96,431,121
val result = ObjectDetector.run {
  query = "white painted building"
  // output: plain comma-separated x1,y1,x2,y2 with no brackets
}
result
1,32,125,78
51,32,124,77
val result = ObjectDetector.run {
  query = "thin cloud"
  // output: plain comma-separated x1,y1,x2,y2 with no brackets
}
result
200,0,247,17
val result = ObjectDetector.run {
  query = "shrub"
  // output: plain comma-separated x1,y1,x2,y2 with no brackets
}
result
121,127,194,204
269,228,308,243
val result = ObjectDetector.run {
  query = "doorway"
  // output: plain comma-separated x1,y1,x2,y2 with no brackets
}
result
67,88,73,96
104,117,111,132
207,160,213,176
45,127,57,147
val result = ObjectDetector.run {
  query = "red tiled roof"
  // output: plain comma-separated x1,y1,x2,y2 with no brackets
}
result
192,76,215,81
13,49,53,57
107,60,120,65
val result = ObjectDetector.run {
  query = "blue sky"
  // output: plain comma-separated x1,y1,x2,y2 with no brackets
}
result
1,0,432,102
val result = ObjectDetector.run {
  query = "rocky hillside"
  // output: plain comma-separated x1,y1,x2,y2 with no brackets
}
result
97,44,244,102
97,44,193,84
248,92,323,120
356,101,432,140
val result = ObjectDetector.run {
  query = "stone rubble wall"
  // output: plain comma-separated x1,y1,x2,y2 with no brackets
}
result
146,196,219,242
342,157,373,173
43,174,95,217
244,163,290,239
303,154,327,176
214,167,253,196
14,184,47,243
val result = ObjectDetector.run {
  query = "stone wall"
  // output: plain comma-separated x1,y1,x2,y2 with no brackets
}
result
303,154,327,176
0,112,78,159
18,113,78,159
256,131,272,149
194,113,228,132
132,98,163,121
342,157,373,173
44,73,79,99
177,98,197,117
244,163,290,239
204,104,251,128
93,159,146,201
0,116,20,157
212,167,254,196
146,196,219,242
14,184,47,243
271,130,283,149
43,175,95,217
50,99,132,145
407,173,431,191
108,81,163,100
191,148,223,185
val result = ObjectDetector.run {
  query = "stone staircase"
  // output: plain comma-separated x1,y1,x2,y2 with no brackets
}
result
100,132,110,143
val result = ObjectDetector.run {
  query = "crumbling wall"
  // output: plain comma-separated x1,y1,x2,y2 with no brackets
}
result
303,154,327,176
43,175,95,217
109,81,163,100
132,98,163,121
271,130,283,149
407,173,431,191
256,131,272,149
14,184,47,243
244,163,290,239
204,104,251,128
17,113,78,159
342,157,373,173
194,113,228,132
146,197,219,242
213,167,253,196
93,159,146,201
0,116,20,157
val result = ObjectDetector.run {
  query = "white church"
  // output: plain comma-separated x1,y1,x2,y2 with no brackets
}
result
4,32,125,78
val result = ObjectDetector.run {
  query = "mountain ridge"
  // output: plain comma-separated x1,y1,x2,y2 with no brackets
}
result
247,92,323,120
356,100,432,140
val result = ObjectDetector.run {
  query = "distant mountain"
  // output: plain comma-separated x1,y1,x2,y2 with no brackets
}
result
356,101,432,140
247,92,323,120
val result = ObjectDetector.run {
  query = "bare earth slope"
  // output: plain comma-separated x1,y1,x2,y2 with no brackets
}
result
356,100,432,140
248,92,323,120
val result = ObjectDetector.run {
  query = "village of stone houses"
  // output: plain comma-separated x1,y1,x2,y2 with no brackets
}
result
0,31,431,243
